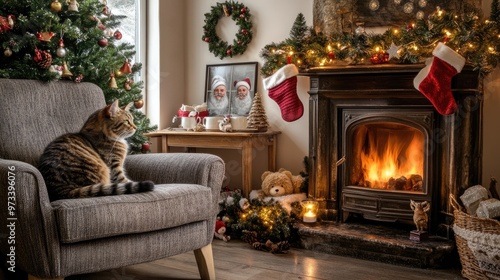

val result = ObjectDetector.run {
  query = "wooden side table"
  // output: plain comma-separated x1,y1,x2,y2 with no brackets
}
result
144,129,281,197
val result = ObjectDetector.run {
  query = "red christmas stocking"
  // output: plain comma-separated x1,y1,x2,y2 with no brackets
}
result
413,42,466,115
263,64,303,122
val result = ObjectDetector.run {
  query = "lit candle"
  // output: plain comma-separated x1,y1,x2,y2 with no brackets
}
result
302,199,319,223
303,210,317,223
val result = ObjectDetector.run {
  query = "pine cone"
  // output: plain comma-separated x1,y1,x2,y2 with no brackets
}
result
34,49,52,69
252,242,267,251
273,241,290,254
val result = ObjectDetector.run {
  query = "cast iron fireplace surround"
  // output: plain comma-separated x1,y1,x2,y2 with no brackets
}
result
303,64,482,234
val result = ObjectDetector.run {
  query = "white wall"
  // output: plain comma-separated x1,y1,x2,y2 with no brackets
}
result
183,0,313,189
154,0,500,191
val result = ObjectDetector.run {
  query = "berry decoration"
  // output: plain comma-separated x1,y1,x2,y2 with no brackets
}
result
369,52,390,64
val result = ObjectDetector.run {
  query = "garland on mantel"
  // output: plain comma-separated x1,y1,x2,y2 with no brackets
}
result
260,3,500,78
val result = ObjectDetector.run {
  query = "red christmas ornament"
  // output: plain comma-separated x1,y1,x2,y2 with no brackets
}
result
204,37,210,42
141,142,150,153
369,52,389,64
328,52,335,59
119,60,132,74
114,30,122,40
241,8,246,13
98,37,108,47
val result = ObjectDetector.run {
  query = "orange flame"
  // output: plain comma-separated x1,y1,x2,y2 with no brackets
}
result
359,125,424,189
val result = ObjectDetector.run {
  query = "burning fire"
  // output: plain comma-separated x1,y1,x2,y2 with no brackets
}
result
357,124,424,191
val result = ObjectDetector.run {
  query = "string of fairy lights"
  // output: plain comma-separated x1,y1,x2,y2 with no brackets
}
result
260,6,500,77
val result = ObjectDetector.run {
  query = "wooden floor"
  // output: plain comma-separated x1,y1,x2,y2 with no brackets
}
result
61,240,464,280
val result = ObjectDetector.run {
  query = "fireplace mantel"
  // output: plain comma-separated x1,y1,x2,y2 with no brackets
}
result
301,63,482,233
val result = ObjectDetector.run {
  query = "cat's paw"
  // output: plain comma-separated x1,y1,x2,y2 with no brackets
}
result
139,180,155,192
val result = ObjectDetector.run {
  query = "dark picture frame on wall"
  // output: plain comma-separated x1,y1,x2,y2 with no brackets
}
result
205,62,258,116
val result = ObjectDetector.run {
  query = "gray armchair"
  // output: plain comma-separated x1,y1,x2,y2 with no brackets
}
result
0,79,224,280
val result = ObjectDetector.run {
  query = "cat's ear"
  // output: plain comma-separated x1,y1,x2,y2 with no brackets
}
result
106,100,120,117
123,102,134,112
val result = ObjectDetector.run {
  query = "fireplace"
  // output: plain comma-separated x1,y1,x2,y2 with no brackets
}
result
303,64,482,234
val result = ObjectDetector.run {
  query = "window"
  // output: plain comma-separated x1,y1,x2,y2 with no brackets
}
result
107,0,144,81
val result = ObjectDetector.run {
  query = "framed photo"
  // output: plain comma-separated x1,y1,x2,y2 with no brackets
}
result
205,62,258,116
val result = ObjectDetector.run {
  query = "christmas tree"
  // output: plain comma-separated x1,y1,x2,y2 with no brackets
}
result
246,92,269,132
0,0,157,154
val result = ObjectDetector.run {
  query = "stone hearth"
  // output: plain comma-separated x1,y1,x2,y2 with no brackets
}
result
296,218,457,268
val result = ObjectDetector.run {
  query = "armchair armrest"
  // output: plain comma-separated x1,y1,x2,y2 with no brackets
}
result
125,153,225,190
0,158,61,277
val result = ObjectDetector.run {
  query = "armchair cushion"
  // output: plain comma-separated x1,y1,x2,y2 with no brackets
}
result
52,184,212,243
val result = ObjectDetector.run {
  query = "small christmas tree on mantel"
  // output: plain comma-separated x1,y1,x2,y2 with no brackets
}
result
246,92,269,132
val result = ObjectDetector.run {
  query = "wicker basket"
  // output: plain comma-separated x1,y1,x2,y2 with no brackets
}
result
451,194,500,280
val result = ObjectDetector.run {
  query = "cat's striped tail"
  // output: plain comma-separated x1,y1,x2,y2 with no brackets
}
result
68,181,154,198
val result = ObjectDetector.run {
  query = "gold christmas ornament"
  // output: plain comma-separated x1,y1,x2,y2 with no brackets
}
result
108,74,117,88
4,48,12,57
61,61,73,78
50,0,62,12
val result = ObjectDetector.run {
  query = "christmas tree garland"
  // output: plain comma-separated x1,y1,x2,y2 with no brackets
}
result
202,1,253,59
260,5,500,78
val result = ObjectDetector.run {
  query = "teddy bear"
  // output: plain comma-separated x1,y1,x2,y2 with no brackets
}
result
214,220,230,242
256,168,303,198
249,168,307,214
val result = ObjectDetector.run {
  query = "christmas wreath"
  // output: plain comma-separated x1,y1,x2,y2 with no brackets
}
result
202,1,253,59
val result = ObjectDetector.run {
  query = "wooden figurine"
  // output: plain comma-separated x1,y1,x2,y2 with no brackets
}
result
410,200,430,232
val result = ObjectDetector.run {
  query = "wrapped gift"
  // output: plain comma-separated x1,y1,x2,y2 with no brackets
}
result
476,198,500,219
460,185,489,215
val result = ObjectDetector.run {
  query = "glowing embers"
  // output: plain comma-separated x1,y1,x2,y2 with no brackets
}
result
350,122,424,192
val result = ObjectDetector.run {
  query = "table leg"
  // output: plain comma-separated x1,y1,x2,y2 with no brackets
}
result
242,140,252,198
161,135,170,153
268,135,277,171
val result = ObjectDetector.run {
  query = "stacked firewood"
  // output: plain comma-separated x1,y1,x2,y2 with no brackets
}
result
459,178,500,220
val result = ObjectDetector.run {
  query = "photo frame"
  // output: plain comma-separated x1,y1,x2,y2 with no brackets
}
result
205,62,258,116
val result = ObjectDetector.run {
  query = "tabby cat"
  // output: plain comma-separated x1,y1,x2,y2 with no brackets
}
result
39,100,154,201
